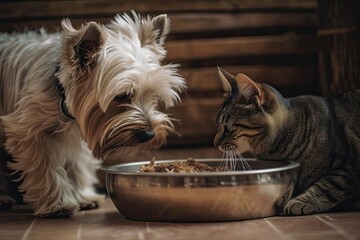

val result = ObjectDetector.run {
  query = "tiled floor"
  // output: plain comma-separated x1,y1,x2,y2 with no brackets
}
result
1,199,360,240
1,147,360,240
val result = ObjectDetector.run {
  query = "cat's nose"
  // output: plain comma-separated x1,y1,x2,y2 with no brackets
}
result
137,129,155,143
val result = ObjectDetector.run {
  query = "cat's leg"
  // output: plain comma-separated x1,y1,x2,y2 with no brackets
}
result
282,168,357,215
331,192,360,212
66,141,104,211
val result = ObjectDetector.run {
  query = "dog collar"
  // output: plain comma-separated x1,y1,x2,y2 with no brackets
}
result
55,69,75,121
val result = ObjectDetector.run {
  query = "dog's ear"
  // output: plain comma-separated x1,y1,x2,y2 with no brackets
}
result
151,14,170,46
61,19,105,69
75,22,105,67
139,14,170,48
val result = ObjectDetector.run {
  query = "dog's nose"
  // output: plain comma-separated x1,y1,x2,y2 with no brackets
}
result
137,129,155,143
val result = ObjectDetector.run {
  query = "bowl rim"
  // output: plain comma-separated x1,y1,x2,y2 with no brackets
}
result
100,158,300,177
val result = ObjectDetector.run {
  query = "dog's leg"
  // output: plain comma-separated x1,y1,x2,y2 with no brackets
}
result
0,133,16,210
8,148,79,218
66,141,104,210
9,159,79,217
14,151,79,218
0,164,16,210
2,120,80,217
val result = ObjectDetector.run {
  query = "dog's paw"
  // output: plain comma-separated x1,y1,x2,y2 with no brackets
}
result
81,191,105,204
78,192,104,211
37,209,75,218
0,194,16,210
79,201,99,211
282,199,316,215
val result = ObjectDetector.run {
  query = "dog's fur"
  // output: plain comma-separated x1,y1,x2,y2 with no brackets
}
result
0,11,185,217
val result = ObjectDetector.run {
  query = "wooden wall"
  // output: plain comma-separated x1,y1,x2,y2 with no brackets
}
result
0,0,319,147
317,0,360,96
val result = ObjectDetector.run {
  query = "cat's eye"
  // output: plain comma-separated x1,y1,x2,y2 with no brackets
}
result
233,123,249,128
234,123,261,130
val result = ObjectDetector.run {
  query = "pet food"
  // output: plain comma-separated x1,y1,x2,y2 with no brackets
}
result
138,157,228,173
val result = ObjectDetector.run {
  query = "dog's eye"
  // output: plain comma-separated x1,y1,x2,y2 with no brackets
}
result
114,93,132,103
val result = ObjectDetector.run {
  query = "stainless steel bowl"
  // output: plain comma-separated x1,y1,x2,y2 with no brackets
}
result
101,158,300,222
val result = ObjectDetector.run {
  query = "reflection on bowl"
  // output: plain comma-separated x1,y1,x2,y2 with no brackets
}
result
100,158,300,222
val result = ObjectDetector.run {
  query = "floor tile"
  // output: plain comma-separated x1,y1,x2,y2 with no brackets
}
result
265,215,346,239
2,200,360,240
318,212,360,239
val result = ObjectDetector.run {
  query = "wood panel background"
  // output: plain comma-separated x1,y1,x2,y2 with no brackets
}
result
0,0,319,147
317,0,360,96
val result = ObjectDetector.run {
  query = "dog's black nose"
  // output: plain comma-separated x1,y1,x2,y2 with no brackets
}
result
137,129,155,143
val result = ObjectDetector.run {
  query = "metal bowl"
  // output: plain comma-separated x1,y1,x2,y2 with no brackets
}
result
101,158,300,222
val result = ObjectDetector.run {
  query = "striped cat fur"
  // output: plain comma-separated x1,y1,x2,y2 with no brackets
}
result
214,67,360,215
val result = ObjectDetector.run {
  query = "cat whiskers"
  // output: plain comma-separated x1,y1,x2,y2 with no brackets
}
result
220,145,251,171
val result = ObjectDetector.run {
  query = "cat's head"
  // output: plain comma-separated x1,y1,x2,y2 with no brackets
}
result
213,67,288,156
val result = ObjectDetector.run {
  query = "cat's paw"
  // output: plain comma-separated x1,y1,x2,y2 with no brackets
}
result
282,199,316,215
0,194,15,210
37,208,75,218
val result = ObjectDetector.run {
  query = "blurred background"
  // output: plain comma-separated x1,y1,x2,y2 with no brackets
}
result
1,0,359,165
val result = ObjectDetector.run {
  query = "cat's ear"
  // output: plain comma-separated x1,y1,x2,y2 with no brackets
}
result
236,73,264,105
217,67,237,97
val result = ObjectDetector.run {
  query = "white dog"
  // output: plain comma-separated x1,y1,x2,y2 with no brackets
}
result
0,11,185,217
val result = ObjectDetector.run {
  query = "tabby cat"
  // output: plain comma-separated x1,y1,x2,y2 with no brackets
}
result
213,67,360,215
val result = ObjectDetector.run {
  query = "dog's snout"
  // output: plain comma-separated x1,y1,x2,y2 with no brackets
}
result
137,129,155,143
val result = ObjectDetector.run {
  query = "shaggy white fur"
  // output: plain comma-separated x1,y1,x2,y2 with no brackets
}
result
0,11,185,217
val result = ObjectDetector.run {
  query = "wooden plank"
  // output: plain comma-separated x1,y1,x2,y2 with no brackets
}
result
180,65,317,93
317,0,360,96
170,13,316,34
0,0,316,20
166,33,317,61
0,12,317,34
167,134,215,146
167,98,222,139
